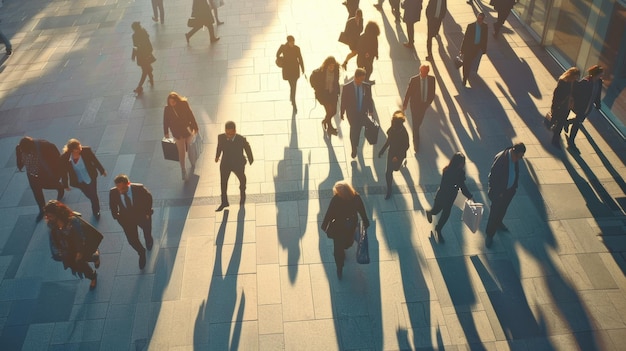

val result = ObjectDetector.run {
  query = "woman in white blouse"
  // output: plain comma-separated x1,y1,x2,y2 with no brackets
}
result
61,139,107,218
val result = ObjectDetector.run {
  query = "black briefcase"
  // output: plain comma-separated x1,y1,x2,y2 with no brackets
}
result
364,116,379,145
161,138,179,161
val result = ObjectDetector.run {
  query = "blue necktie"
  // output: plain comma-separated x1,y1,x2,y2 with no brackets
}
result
357,85,362,111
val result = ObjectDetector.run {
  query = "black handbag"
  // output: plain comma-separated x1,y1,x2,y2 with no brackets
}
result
162,138,179,161
338,31,349,45
364,115,380,145
275,56,284,68
355,222,370,264
187,17,198,28
74,214,104,256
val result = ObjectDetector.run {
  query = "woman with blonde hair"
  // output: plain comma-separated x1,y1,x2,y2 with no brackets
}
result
163,92,200,180
321,181,370,279
550,67,579,148
60,139,107,218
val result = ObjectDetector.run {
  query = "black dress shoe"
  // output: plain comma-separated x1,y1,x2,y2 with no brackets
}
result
210,37,220,43
384,192,391,200
185,33,190,45
216,203,229,212
217,21,224,25
351,150,357,159
139,251,146,269
426,211,432,224
425,55,433,61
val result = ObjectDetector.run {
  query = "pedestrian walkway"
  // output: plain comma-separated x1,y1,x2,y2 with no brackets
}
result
0,0,625,350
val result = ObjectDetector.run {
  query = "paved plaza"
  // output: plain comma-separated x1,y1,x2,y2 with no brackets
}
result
0,0,625,349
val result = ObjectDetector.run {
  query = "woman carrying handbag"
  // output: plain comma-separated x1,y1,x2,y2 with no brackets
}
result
163,92,200,181
549,67,579,148
321,181,370,279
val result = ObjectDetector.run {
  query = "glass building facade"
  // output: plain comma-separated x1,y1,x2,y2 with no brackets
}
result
515,0,626,137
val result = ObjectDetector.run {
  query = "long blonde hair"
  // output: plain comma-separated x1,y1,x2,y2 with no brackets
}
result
333,181,357,200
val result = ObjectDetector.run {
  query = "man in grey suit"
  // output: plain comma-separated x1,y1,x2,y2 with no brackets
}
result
340,68,374,159
403,64,436,152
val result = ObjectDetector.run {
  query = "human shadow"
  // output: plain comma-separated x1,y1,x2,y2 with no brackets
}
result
193,207,247,349
275,112,309,284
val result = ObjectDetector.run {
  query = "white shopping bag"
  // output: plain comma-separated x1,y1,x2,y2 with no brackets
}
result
462,199,483,233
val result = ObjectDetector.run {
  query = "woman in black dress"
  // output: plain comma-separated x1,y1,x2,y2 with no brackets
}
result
311,56,340,136
378,111,410,199
45,200,99,290
276,35,305,113
131,22,155,94
426,152,473,243
550,67,579,148
357,21,380,82
185,0,219,44
163,92,200,181
340,9,363,71
321,181,370,279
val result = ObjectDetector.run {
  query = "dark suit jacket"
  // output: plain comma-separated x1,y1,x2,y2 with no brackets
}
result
343,16,363,50
163,101,199,139
426,0,447,20
109,184,153,223
488,148,519,199
379,124,410,165
60,146,105,188
403,75,436,113
461,22,488,56
402,0,423,24
191,0,214,25
276,44,304,81
215,133,253,170
322,194,370,234
435,167,472,205
340,80,373,125
311,67,340,105
16,139,63,183
572,77,602,116
492,0,515,12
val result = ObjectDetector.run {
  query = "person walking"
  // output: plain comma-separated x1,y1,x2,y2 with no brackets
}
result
16,136,65,221
425,152,473,243
549,67,579,148
378,111,410,199
215,121,254,211
109,174,154,269
60,139,107,218
402,0,423,48
460,13,488,86
340,9,363,71
44,200,99,290
276,35,305,113
163,92,200,180
357,21,380,83
321,181,370,280
341,68,374,159
151,0,165,24
185,0,220,44
425,0,447,60
131,22,155,94
485,142,525,248
492,0,515,37
402,64,435,152
374,0,401,22
0,27,11,55
343,0,360,18
568,65,604,151
311,56,341,137
209,0,224,25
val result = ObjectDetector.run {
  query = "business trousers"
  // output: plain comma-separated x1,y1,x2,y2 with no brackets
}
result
175,134,194,170
75,179,100,214
486,188,515,238
220,164,246,204
28,175,64,210
288,78,298,106
151,0,164,23
410,106,427,149
385,157,401,195
430,197,453,231
348,118,365,154
119,217,152,254
427,18,443,56
462,51,481,81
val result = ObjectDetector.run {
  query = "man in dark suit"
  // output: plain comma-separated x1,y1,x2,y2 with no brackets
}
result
460,13,488,86
215,121,254,211
61,139,107,218
492,0,515,37
485,142,526,248
568,65,603,151
341,68,374,159
109,174,153,269
425,0,447,60
402,64,436,152
16,136,65,221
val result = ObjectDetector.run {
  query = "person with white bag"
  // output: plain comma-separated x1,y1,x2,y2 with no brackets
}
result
426,152,473,243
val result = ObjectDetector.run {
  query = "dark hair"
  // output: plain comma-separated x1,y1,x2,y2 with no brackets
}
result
131,21,141,31
512,142,526,155
444,152,466,173
18,136,35,153
321,56,338,71
364,21,380,36
225,121,236,130
355,9,363,18
114,174,130,184
43,200,73,225
355,67,367,78
286,35,295,43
